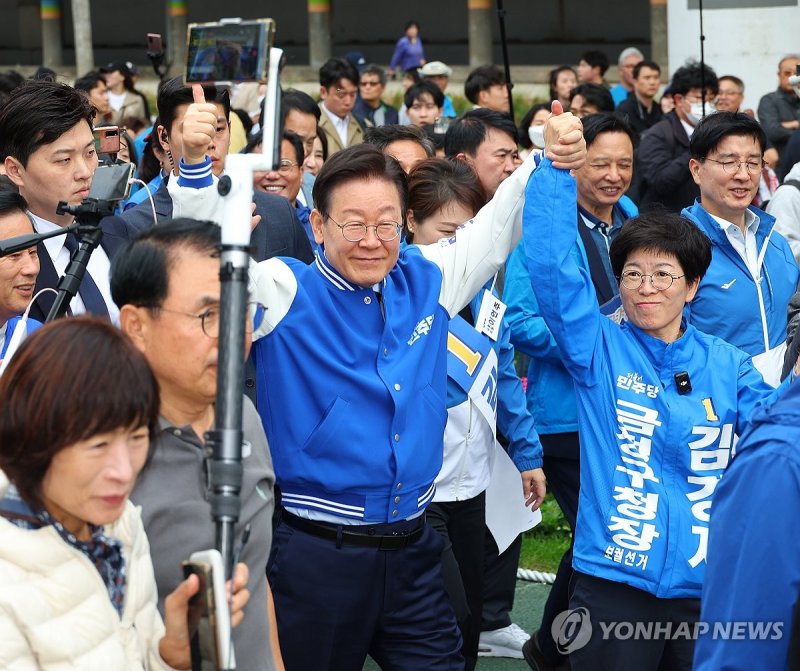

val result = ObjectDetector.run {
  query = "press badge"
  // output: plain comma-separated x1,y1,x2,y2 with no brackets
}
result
476,290,506,342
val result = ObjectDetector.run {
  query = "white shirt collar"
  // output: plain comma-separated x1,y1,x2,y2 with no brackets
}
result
28,211,70,260
709,208,760,237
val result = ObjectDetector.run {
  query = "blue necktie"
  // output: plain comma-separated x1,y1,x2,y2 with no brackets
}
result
63,232,110,318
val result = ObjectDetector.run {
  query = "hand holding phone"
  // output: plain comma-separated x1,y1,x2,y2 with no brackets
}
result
158,554,250,670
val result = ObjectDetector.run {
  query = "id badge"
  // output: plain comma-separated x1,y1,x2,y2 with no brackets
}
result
476,290,507,342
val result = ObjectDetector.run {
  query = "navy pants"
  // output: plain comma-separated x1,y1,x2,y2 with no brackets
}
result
268,515,465,671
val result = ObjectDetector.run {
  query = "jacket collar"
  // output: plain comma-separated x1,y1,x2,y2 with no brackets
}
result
623,317,696,369
685,200,776,248
314,248,356,291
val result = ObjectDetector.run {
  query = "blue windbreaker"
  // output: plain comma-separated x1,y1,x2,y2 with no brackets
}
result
694,379,800,670
523,158,779,598
683,201,799,357
505,196,638,435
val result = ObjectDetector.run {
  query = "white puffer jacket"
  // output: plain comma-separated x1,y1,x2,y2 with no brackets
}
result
0,477,181,671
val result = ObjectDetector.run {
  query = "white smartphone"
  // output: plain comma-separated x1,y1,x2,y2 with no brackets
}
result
182,549,236,670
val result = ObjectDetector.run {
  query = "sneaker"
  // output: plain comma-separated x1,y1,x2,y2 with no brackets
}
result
478,623,530,659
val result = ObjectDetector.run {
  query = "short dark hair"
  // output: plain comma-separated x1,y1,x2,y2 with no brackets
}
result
111,218,220,310
718,75,744,93
312,144,408,222
582,113,637,150
569,83,615,113
361,64,387,87
402,68,422,86
518,103,550,150
0,188,28,219
669,60,719,98
73,71,107,94
580,50,610,76
407,158,486,242
156,76,231,138
364,124,435,157
548,65,577,101
633,60,661,79
0,317,160,508
0,80,95,166
404,80,444,110
281,88,321,123
689,111,766,160
610,210,712,286
284,130,305,166
319,58,359,90
444,108,518,157
464,65,506,105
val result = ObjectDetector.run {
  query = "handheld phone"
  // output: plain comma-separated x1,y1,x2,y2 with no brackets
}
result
88,163,135,202
147,32,164,56
185,18,275,83
93,126,121,155
182,549,236,670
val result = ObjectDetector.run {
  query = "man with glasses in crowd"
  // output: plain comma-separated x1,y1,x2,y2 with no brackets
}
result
684,112,799,386
354,64,399,127
318,57,367,156
166,95,586,669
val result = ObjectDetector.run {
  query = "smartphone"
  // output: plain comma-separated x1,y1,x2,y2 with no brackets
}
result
185,18,275,83
88,163,134,202
147,32,163,56
182,549,235,671
93,126,120,155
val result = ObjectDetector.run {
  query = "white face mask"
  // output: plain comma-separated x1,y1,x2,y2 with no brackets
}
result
528,124,546,150
687,101,716,125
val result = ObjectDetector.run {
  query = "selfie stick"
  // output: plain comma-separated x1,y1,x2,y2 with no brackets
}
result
206,46,283,582
46,199,115,322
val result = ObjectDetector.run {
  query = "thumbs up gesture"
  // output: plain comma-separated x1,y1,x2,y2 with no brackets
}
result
180,84,221,165
543,100,587,171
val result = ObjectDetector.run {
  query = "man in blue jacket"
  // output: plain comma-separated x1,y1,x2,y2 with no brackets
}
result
684,112,799,386
694,371,800,671
165,90,587,671
505,113,638,670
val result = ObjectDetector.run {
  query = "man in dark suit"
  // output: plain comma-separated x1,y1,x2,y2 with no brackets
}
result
0,80,129,323
119,76,313,264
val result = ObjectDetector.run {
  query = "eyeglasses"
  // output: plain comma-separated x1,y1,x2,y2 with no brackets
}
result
334,87,357,99
277,159,299,173
703,157,763,175
619,270,685,291
328,215,402,242
155,301,264,338
360,80,382,87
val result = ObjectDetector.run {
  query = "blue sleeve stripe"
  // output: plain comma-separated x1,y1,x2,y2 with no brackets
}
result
177,157,213,188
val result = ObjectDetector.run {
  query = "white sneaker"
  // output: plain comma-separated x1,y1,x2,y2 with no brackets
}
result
478,623,530,659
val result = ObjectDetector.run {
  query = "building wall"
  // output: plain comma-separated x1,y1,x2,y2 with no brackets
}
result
0,0,650,69
668,0,800,112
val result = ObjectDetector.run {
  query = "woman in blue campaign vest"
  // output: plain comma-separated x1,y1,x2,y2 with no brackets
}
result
407,158,545,670
522,157,786,671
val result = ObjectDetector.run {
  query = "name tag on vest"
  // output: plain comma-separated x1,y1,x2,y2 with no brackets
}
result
476,290,507,342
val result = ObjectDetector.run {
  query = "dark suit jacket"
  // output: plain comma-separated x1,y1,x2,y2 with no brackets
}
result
30,216,131,322
118,181,314,264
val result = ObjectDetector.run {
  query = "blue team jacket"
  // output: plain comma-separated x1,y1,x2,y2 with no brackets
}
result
683,200,799,356
504,196,638,435
694,379,800,670
523,158,779,598
0,316,42,361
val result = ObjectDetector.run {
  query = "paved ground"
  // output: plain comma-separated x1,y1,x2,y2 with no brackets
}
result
363,581,550,670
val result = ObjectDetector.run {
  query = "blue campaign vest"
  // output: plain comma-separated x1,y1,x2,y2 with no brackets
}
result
251,248,451,523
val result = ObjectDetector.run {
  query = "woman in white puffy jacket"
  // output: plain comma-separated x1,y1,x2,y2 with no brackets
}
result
0,318,248,670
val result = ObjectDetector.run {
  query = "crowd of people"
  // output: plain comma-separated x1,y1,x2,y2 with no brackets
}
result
0,24,800,671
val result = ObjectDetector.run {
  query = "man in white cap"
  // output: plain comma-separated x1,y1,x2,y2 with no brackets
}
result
420,61,457,118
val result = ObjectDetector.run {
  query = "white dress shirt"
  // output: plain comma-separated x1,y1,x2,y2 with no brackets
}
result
710,209,761,278
320,102,350,148
29,212,119,324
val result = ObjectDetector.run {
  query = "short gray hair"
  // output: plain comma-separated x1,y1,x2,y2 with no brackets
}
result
618,47,644,66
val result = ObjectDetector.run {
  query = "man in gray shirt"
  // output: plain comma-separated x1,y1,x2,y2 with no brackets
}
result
111,218,280,671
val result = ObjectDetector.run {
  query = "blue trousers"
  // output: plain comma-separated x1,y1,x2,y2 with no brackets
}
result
268,515,465,671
